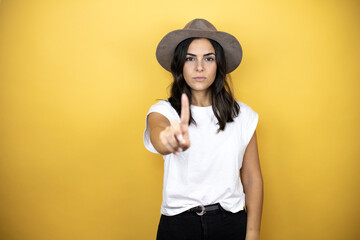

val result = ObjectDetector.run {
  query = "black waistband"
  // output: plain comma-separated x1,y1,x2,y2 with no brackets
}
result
187,203,221,216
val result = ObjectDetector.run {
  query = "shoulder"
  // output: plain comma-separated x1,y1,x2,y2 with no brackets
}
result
236,100,258,117
235,101,259,145
149,99,174,113
150,99,172,108
147,99,179,121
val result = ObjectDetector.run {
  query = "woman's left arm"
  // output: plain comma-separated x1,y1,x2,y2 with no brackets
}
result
240,131,263,240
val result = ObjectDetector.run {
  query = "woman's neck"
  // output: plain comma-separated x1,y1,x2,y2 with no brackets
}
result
191,90,212,107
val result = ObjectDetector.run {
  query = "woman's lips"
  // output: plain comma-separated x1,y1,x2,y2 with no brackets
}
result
194,77,206,81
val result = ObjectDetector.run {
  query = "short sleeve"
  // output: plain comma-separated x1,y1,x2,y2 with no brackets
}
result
238,102,259,147
143,100,179,154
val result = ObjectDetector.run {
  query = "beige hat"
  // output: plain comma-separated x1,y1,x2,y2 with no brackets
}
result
156,18,243,74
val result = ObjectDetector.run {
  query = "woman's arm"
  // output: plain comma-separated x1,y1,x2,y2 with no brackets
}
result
147,94,191,155
240,131,263,240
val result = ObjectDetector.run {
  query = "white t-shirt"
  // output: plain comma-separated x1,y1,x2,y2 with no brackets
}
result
143,100,258,216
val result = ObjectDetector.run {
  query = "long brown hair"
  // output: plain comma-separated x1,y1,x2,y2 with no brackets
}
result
168,37,240,132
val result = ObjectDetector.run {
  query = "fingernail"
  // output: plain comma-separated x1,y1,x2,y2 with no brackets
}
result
177,134,184,142
177,148,183,152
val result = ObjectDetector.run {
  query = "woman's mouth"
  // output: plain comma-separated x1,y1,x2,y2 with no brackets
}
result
194,77,206,81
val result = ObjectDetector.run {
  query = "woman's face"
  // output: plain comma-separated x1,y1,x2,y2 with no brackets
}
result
183,38,217,94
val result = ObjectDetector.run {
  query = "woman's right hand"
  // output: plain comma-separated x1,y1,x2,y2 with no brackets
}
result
159,93,191,155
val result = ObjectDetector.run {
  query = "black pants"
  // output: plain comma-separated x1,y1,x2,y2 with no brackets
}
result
156,205,247,240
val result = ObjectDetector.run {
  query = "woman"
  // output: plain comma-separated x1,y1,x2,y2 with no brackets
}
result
143,19,263,240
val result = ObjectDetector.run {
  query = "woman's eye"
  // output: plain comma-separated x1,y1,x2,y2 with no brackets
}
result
205,57,214,62
185,57,195,61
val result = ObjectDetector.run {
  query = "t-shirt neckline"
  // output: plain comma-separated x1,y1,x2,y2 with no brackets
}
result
191,104,212,109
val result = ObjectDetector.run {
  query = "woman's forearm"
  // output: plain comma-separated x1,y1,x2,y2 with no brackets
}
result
244,178,263,237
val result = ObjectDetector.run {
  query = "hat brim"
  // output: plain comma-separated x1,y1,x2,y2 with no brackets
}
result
156,29,242,74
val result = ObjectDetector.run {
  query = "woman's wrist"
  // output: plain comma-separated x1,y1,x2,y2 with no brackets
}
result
245,230,260,240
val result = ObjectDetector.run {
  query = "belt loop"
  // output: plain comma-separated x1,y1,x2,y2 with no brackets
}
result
219,203,226,217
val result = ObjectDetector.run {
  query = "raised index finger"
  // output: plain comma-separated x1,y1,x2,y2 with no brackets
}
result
180,93,190,125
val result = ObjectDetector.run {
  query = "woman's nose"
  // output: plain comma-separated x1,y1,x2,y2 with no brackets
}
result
196,60,204,72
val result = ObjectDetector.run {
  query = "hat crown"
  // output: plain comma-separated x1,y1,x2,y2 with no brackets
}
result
183,18,217,31
156,19,242,73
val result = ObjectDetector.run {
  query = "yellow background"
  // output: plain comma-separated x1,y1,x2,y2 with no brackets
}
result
0,0,359,239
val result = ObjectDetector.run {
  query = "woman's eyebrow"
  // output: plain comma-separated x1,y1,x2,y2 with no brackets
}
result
186,52,215,56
